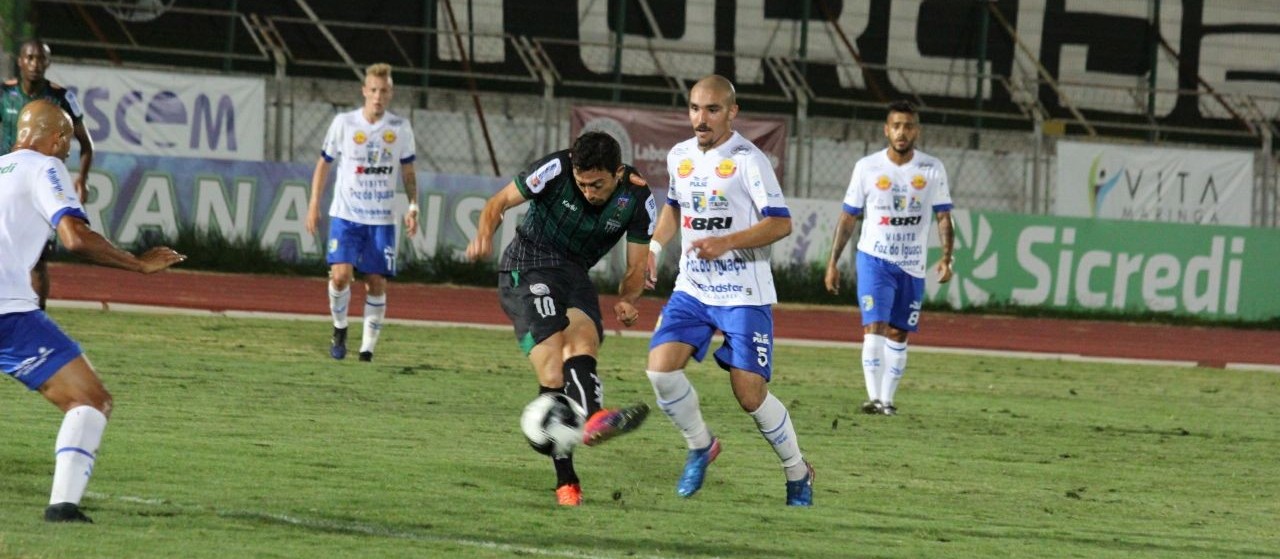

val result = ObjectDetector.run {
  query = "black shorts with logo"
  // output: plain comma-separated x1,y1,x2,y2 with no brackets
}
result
498,266,603,355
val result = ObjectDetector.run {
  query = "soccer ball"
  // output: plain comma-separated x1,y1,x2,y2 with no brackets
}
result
520,392,586,457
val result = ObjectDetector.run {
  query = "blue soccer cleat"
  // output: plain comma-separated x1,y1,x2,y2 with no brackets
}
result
785,461,815,507
676,437,721,497
330,326,348,360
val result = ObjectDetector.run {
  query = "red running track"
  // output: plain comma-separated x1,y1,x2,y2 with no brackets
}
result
48,263,1280,369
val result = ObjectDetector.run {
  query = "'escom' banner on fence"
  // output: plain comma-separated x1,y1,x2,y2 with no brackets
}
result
929,210,1278,321
77,154,1280,322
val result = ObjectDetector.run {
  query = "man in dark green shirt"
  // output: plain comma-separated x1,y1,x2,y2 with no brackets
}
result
2,39,96,310
466,131,655,506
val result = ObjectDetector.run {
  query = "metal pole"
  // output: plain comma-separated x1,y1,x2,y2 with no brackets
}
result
422,0,434,107
1147,0,1160,142
1032,111,1044,214
1263,126,1276,226
223,0,238,73
612,0,625,103
799,0,810,77
972,0,991,149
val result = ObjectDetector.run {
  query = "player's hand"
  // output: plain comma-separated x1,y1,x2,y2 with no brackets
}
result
404,208,419,237
137,246,186,274
936,257,954,284
629,173,648,187
824,265,840,295
74,174,89,203
305,206,321,235
465,235,492,262
689,236,731,260
614,300,639,327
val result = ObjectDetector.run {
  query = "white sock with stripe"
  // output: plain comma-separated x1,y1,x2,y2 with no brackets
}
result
881,339,908,406
862,334,886,401
360,293,386,353
647,369,712,450
749,392,808,481
329,282,350,329
49,406,107,505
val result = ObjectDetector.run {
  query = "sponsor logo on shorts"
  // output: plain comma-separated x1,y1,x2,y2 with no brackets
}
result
328,239,339,253
530,283,550,296
12,346,54,379
861,295,874,312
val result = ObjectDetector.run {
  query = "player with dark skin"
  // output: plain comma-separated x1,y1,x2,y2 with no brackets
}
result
4,40,96,311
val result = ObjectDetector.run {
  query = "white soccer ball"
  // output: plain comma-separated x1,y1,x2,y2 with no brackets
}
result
520,392,587,457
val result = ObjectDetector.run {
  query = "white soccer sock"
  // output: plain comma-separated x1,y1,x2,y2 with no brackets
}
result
329,282,351,329
647,369,712,450
881,339,908,406
862,334,887,401
359,293,387,353
749,392,808,481
49,406,107,505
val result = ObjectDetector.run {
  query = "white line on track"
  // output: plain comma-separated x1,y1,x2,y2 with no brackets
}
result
50,299,1277,373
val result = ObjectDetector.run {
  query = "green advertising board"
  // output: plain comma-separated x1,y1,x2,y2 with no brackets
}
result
929,211,1279,321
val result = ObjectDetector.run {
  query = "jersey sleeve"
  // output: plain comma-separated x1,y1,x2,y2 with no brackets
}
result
398,120,416,164
513,151,565,199
34,158,88,228
744,151,788,218
665,153,681,207
626,184,657,243
842,160,867,216
931,159,954,213
58,87,85,122
320,115,343,162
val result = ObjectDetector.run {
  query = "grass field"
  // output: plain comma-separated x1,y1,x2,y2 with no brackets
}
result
1,309,1277,558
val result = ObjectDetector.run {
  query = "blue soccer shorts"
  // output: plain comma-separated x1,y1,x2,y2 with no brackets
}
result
327,217,398,277
650,291,775,380
0,311,82,390
856,251,925,332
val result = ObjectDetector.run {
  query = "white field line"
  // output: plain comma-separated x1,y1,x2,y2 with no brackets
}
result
49,299,1277,373
88,492,696,559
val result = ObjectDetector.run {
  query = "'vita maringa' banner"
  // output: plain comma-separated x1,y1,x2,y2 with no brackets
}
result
1054,141,1253,226
76,154,1278,321
929,210,1278,321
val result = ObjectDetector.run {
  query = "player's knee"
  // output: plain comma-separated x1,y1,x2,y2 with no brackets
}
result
330,273,353,290
93,390,114,419
736,391,765,413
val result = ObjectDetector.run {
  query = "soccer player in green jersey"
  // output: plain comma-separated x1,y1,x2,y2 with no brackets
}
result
2,39,96,311
466,131,655,506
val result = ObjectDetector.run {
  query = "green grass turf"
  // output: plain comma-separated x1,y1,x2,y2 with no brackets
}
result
0,309,1276,558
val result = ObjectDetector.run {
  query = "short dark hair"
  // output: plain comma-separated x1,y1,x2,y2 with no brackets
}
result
887,100,916,117
570,131,622,172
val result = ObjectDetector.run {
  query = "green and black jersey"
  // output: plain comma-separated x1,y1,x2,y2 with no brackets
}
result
1,79,84,153
499,150,656,272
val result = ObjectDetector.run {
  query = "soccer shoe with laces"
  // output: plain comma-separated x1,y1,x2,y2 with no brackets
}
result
330,327,348,360
881,404,898,416
555,483,582,506
676,437,721,498
785,461,815,507
860,399,883,414
45,502,93,523
582,403,650,446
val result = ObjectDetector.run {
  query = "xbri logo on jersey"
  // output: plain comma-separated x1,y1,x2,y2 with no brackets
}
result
684,216,733,230
356,166,393,175
880,215,922,226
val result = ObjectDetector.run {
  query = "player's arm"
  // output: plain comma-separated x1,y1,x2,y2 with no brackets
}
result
401,161,419,236
825,211,862,294
56,215,184,273
72,120,94,202
465,181,526,262
935,210,954,284
690,216,791,261
305,157,332,235
645,202,679,288
614,241,647,327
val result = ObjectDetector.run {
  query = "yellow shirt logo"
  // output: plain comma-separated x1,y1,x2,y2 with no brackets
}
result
911,174,927,189
875,175,892,190
353,131,367,145
716,159,736,179
383,130,397,144
677,158,694,178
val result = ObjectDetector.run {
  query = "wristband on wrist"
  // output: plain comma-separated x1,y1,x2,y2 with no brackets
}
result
407,203,419,214
649,240,663,255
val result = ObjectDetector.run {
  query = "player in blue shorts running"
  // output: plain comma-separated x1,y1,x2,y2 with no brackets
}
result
646,75,814,506
0,100,185,522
